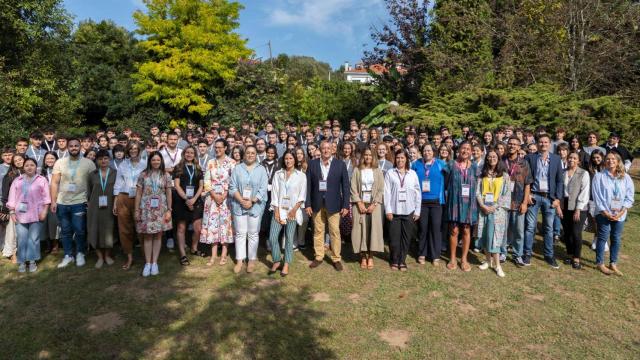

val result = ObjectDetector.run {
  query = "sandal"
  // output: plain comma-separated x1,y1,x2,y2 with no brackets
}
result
360,256,367,269
446,262,457,270
122,262,132,271
219,256,227,266
418,256,426,265
390,264,399,271
367,257,374,270
268,262,281,275
399,264,408,272
460,262,471,272
180,256,190,266
206,257,216,266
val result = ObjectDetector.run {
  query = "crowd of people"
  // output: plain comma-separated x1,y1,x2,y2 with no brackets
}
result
0,120,634,278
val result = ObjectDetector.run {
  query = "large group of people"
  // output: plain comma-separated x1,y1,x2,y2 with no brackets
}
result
0,120,634,278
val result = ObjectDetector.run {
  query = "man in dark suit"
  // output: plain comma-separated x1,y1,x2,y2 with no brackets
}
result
523,133,564,269
602,132,634,171
306,140,350,271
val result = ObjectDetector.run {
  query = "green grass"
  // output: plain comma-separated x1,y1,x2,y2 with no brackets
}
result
2,187,640,359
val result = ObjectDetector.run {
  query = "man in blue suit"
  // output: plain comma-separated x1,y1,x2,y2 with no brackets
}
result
524,133,564,268
305,140,350,271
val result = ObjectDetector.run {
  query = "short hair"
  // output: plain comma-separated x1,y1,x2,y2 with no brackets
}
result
197,138,208,146
537,133,551,142
29,131,43,140
167,131,179,138
112,144,126,154
96,149,111,159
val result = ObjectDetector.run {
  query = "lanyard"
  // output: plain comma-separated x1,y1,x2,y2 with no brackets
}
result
506,157,519,177
423,159,434,179
265,161,276,179
21,175,35,201
283,169,295,196
150,172,161,194
30,146,42,162
537,155,549,180
99,168,110,194
128,159,140,186
113,159,122,171
456,161,470,184
44,141,54,152
345,159,351,170
198,154,208,169
379,160,386,170
613,176,622,199
46,168,52,182
57,149,68,158
185,164,195,186
396,169,407,188
68,158,80,183
320,159,331,181
165,149,178,166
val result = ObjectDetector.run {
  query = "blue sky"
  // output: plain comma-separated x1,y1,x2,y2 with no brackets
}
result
63,0,390,69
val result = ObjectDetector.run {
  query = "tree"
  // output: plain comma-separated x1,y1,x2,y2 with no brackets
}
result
363,0,431,104
272,54,335,84
132,0,253,126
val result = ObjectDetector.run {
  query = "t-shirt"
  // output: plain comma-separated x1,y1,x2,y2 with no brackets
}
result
52,157,96,205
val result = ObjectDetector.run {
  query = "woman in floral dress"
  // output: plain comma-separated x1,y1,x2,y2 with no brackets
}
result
200,138,236,266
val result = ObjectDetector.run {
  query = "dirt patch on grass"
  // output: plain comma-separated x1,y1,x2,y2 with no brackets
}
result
398,290,410,299
86,312,124,334
312,292,331,302
525,293,545,302
255,278,279,288
454,299,476,314
348,293,360,303
429,290,442,298
378,329,411,348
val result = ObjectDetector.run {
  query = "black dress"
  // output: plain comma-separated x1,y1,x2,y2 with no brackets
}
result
172,164,204,221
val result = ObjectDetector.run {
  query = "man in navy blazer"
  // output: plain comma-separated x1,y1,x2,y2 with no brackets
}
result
305,140,350,271
523,133,564,269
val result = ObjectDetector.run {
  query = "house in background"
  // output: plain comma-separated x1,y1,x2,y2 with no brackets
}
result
343,62,405,83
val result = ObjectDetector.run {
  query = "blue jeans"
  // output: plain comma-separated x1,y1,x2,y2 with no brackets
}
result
524,194,556,258
57,203,87,256
553,214,562,237
16,221,43,263
504,210,525,257
595,214,624,265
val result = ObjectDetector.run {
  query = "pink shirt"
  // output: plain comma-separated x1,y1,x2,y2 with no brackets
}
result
6,175,51,224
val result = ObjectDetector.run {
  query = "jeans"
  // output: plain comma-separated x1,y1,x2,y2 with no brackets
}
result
57,203,87,257
553,214,562,237
504,210,525,257
524,194,556,258
233,214,261,261
16,221,43,263
595,214,624,265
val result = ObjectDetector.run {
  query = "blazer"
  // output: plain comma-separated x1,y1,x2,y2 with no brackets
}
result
525,152,564,201
306,157,350,213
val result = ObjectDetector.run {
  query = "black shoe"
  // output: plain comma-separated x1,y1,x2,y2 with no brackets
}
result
572,262,582,270
563,258,573,265
545,257,560,269
522,255,531,266
513,256,525,267
333,261,344,272
309,259,323,269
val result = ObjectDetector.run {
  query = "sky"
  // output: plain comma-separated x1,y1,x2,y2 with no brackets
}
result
62,0,390,69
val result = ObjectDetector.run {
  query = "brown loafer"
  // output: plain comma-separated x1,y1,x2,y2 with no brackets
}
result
597,264,612,275
246,260,255,273
333,261,344,271
609,264,623,276
309,259,323,269
233,261,243,274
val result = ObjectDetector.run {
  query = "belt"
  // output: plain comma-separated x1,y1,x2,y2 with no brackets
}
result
532,191,550,197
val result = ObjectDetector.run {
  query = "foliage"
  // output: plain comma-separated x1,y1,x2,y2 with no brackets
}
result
132,0,252,123
272,54,338,85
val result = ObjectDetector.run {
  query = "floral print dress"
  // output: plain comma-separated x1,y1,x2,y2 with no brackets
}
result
136,171,173,234
200,157,235,244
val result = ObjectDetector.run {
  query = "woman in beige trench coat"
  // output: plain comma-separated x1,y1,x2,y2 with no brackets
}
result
351,148,385,270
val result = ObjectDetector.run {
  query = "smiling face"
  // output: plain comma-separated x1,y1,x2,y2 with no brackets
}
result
283,153,295,170
244,147,257,164
23,159,36,176
183,147,195,162
44,153,56,168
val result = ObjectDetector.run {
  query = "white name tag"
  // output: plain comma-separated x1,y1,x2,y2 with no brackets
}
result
484,193,494,204
169,179,174,188
611,199,623,210
18,202,28,213
281,196,291,210
510,182,515,192
185,186,195,198
267,184,272,192
213,184,223,194
319,180,327,192
398,190,407,202
242,187,252,199
461,184,471,198
128,187,137,198
66,183,77,192
98,195,108,208
539,179,549,192
150,196,160,208
422,180,431,193
362,191,372,203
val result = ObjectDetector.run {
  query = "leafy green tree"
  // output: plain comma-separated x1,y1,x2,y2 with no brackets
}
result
132,0,252,125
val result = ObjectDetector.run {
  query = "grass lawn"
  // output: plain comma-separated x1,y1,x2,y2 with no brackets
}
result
2,185,639,359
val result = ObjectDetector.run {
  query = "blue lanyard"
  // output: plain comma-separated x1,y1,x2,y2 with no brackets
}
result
21,175,35,201
150,172,160,194
68,158,80,183
613,178,622,199
185,164,194,186
99,168,110,194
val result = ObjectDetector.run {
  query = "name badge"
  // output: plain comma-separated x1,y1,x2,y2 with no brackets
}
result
213,184,223,194
611,198,623,211
319,180,327,192
98,195,108,208
509,182,515,192
128,187,137,198
281,196,291,210
169,179,175,188
362,191,372,203
398,190,407,202
150,196,160,209
461,184,471,198
422,180,431,193
242,187,252,199
18,202,28,213
484,193,494,204
539,179,549,192
66,183,77,192
185,186,195,198
267,184,272,192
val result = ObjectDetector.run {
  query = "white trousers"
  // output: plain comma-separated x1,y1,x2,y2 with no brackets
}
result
233,214,261,260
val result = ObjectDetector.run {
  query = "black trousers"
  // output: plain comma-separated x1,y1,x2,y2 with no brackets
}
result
562,199,587,259
418,203,443,261
389,214,415,266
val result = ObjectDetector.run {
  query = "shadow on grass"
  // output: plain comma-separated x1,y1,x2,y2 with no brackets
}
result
0,248,337,360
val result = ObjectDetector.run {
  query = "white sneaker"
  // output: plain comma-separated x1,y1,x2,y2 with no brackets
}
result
95,258,104,269
151,263,159,276
167,238,175,249
28,262,37,272
57,255,75,268
496,266,505,278
479,262,490,270
76,253,86,267
18,263,26,273
142,263,151,277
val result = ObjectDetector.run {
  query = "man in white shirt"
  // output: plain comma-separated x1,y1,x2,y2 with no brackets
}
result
159,131,182,249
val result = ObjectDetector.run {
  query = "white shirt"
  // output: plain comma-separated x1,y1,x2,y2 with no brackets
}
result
270,169,307,225
113,158,147,197
361,168,374,191
320,157,333,180
383,168,421,216
161,147,182,169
